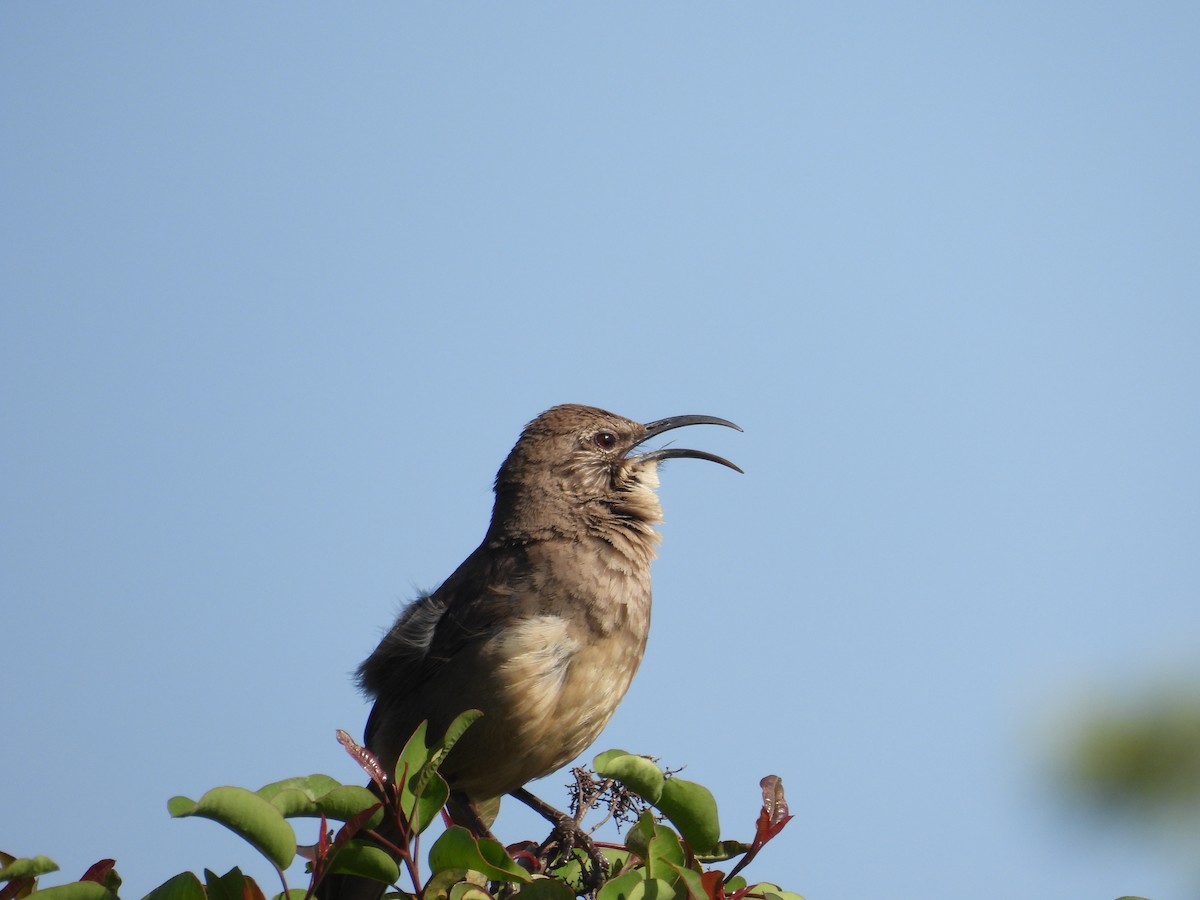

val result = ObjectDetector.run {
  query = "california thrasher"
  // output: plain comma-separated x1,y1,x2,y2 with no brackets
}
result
324,404,740,897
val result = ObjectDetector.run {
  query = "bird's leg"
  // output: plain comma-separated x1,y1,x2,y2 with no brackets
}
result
510,787,609,890
447,790,500,840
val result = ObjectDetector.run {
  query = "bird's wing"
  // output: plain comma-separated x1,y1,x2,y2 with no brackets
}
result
357,541,526,752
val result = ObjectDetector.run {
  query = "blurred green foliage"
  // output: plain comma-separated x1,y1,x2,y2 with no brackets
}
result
1060,690,1200,818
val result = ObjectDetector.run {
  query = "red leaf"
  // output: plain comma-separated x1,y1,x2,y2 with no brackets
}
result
241,876,267,900
79,860,116,885
758,776,788,826
338,730,388,789
0,878,33,900
701,870,726,900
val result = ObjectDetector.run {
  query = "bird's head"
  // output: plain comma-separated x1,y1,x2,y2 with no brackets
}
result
489,404,741,542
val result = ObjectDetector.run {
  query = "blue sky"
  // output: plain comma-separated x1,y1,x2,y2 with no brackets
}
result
3,4,1198,899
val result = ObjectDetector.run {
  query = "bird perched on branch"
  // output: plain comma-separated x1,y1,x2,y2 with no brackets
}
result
324,404,740,898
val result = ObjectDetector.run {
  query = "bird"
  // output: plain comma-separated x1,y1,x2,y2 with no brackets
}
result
323,404,741,898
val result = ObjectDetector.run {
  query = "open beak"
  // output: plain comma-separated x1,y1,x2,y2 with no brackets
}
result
631,414,743,473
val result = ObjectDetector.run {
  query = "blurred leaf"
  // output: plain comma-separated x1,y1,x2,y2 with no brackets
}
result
658,779,720,854
0,857,59,881
427,827,530,884
594,753,664,805
168,787,296,870
1064,695,1200,815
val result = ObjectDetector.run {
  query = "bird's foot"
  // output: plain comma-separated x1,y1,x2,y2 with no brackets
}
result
537,815,609,892
511,788,609,892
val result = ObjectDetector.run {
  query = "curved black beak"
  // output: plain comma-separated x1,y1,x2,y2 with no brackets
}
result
632,414,743,474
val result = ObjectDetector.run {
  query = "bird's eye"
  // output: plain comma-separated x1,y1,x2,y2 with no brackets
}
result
593,431,618,451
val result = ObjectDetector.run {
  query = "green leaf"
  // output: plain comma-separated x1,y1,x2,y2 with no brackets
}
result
543,845,628,894
596,869,646,900
412,711,483,832
666,864,708,900
602,848,632,874
593,753,664,805
643,822,685,881
408,772,450,835
392,722,442,833
257,775,343,804
624,812,684,882
541,848,586,892
748,884,805,900
393,721,432,782
431,710,484,761
273,891,310,900
143,872,206,900
427,827,530,884
511,877,576,900
447,883,492,900
471,795,501,830
423,867,487,900
262,788,327,819
624,811,657,861
694,841,749,863
622,878,679,900
260,780,382,829
656,779,719,854
316,785,386,828
326,841,401,885
25,883,112,900
0,856,59,881
592,749,634,770
203,867,252,900
168,787,296,870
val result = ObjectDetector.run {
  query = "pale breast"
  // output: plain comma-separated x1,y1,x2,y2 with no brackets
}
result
444,584,650,799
